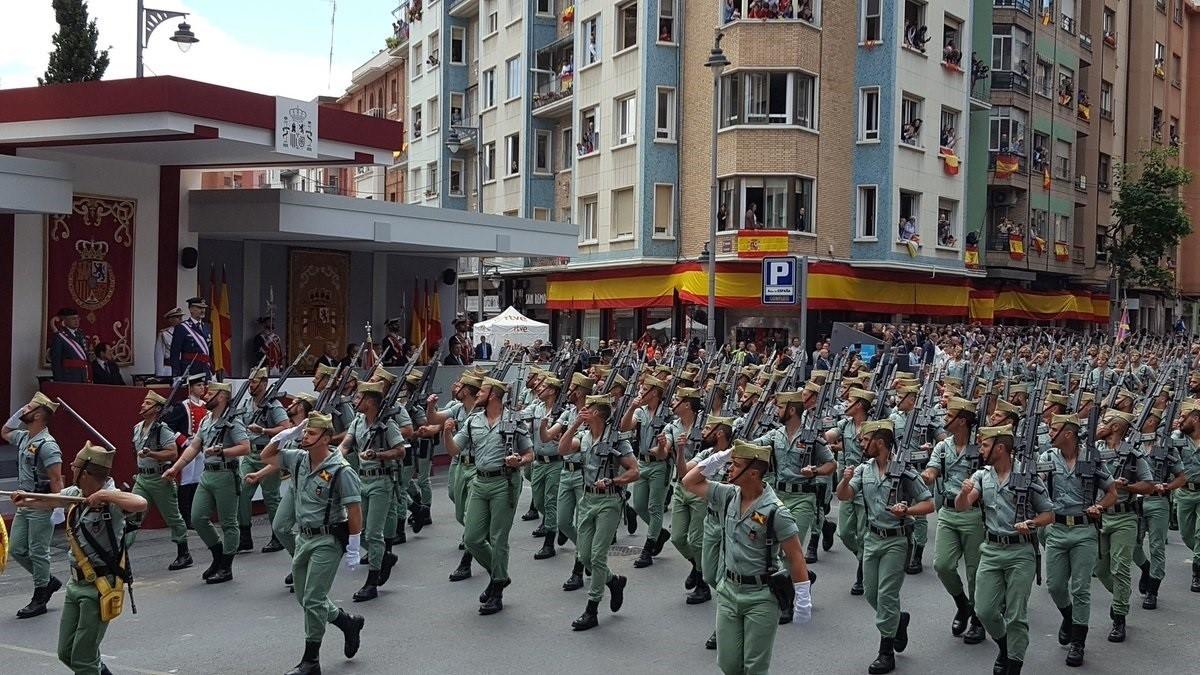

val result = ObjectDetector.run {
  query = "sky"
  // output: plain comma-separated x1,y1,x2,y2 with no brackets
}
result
0,0,401,100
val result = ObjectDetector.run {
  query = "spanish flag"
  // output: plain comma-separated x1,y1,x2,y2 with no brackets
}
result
995,154,1020,179
1116,308,1130,344
1033,236,1047,254
942,151,961,176
1054,241,1070,262
1009,234,1025,261
1042,11,1053,26
965,244,980,268
1043,166,1052,190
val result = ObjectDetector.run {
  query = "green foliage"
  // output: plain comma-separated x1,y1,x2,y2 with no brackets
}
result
1108,147,1192,293
39,0,110,85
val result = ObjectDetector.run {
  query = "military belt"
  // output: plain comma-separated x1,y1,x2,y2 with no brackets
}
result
476,468,515,479
1107,502,1138,514
868,524,912,538
358,468,393,478
941,492,960,505
584,485,621,495
536,455,563,464
985,531,1035,546
460,455,475,467
1184,481,1200,491
564,461,583,471
205,460,239,472
725,570,772,586
136,467,162,476
298,525,340,536
1053,514,1093,527
638,453,665,463
775,481,820,494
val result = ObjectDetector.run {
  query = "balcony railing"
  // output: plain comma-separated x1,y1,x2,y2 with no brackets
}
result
994,0,1032,13
722,0,818,25
991,70,1030,94
1079,32,1092,51
1075,175,1087,191
532,73,574,111
1072,245,1085,264
988,151,1028,176
1060,14,1076,35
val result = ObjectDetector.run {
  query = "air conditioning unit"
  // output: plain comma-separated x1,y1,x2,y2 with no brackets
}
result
990,189,1019,207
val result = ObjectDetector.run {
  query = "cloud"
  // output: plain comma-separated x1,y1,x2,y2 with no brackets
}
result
0,0,356,101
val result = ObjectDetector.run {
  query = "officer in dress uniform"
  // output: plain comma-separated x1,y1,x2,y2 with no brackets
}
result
170,297,214,377
154,307,184,378
379,318,407,366
252,316,285,374
128,388,193,571
51,307,92,382
240,367,293,553
2,392,66,618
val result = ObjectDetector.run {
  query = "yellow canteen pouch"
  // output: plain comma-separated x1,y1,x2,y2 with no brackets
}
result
65,506,127,623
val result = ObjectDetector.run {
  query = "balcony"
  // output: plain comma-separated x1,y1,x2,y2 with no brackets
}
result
991,70,1030,94
448,0,479,18
1060,14,1076,35
532,37,574,119
721,0,818,26
994,0,1032,13
1103,31,1117,48
1075,175,1087,192
988,151,1028,179
1079,32,1092,51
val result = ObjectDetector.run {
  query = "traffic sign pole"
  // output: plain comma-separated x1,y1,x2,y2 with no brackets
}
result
798,255,808,365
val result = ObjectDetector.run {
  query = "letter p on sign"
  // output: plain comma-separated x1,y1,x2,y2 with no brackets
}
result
761,256,797,305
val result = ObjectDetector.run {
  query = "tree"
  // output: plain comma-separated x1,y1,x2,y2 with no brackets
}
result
39,0,110,85
1108,146,1193,294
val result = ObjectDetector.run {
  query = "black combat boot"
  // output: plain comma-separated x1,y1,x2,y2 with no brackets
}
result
868,637,896,674
571,600,599,631
851,559,865,596
285,572,294,591
607,575,627,612
206,553,234,584
1192,561,1200,592
686,578,711,605
951,592,971,636
624,504,639,535
1137,560,1151,595
905,544,924,574
520,505,539,521
329,608,364,658
1065,624,1087,667
394,517,406,544
449,551,473,582
1006,658,1023,674
202,544,223,580
684,560,701,590
168,541,193,570
822,518,837,551
893,612,911,653
238,525,254,552
531,521,548,538
261,534,285,553
377,551,398,586
963,614,986,645
1056,605,1073,645
991,636,1008,675
284,640,322,675
1107,609,1126,643
15,585,50,619
352,571,380,602
1143,577,1161,610
534,531,556,560
479,579,507,615
805,531,819,564
705,630,717,650
633,538,655,568
557,531,569,546
651,528,670,555
563,559,585,591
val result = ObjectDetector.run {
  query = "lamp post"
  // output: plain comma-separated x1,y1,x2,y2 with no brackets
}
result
136,0,199,78
447,123,486,322
704,32,730,355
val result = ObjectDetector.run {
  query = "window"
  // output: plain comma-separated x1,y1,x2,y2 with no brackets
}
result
483,142,496,182
1032,132,1049,170
534,130,552,174
411,44,423,79
482,68,496,109
424,97,437,135
1102,9,1115,41
533,207,551,220
506,0,520,22
937,199,959,248
411,105,423,139
582,16,601,66
898,190,921,241
1057,66,1074,104
505,133,520,176
616,94,637,145
485,1,499,36
1170,117,1180,146
991,25,1030,73
1035,59,1053,97
988,106,1027,153
1055,214,1072,245
902,1,928,52
409,168,422,201
1060,0,1076,33
943,16,963,66
653,184,674,236
1153,107,1164,140
794,73,816,128
561,127,573,169
656,87,676,140
1098,153,1111,191
724,176,814,231
856,185,878,239
859,87,880,141
425,162,438,198
747,73,788,124
506,56,522,100
1154,42,1166,76
720,71,817,128
658,0,676,42
900,94,923,147
617,2,638,52
939,107,960,150
611,187,635,239
450,93,464,126
450,27,466,64
862,0,882,42
1172,54,1182,86
580,195,598,241
1100,80,1113,118
1054,139,1071,180
536,0,553,15
579,107,599,155
427,31,440,70
1176,0,1184,23
449,159,465,196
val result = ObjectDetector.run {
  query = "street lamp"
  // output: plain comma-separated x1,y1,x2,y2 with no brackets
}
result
136,1,199,78
704,31,730,355
447,122,486,322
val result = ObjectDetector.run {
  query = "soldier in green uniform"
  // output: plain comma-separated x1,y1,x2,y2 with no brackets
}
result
527,375,564,559
688,415,736,649
828,387,874,595
337,379,409,601
519,367,546,524
955,424,1054,675
666,387,710,603
2,392,66,618
1137,406,1188,608
427,374,482,581
10,442,148,675
1093,409,1153,642
263,412,365,675
921,397,986,643
683,439,812,674
1040,414,1118,666
556,393,639,630
240,367,293,553
836,419,934,674
128,389,193,570
164,381,250,584
888,383,928,574
620,374,673,567
402,369,437,532
541,372,595,589
1172,399,1200,592
444,377,534,615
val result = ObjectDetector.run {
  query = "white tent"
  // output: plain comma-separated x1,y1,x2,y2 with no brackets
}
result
472,306,550,347
647,316,708,333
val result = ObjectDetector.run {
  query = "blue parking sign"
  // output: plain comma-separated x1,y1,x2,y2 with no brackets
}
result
761,256,797,305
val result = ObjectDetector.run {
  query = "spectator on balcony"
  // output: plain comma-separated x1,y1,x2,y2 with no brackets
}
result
1077,89,1090,106
971,51,990,88
795,206,808,233
940,125,958,151
796,0,813,21
1010,135,1025,156
744,202,760,229
559,60,574,90
898,217,920,245
943,39,962,66
937,215,957,248
718,203,730,230
724,0,741,22
1032,144,1047,170
901,118,922,146
659,21,672,41
905,23,931,52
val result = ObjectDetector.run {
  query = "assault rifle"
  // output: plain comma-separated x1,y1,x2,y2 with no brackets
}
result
1078,377,1120,518
963,369,998,468
898,365,941,467
247,345,312,428
210,355,267,448
548,342,578,418
139,357,197,456
868,347,899,422
651,362,686,437
411,347,443,402
1107,373,1168,480
315,344,359,414
1152,360,1190,481
1011,374,1050,582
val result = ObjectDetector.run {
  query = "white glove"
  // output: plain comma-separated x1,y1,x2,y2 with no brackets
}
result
5,410,24,430
271,423,306,446
343,533,361,570
792,580,812,625
697,449,733,478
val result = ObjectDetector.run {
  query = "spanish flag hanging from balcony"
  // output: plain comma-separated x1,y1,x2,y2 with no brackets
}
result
1043,166,1052,190
1054,241,1070,262
941,151,961,176
1042,11,1053,25
736,230,789,258
964,243,980,268
995,154,1020,179
1008,234,1025,260
1032,235,1047,254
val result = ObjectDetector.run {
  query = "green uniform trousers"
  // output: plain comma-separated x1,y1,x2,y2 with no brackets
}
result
1044,522,1099,625
974,541,1037,662
411,440,434,507
779,491,819,551
10,507,54,587
130,475,188,545
1096,511,1138,616
631,460,669,535
576,491,622,603
863,532,908,637
360,476,393,571
448,457,460,502
292,532,343,641
912,514,929,546
715,580,780,675
463,472,521,583
1134,497,1169,579
1176,487,1200,564
702,509,725,587
556,468,584,544
452,462,478,527
191,468,240,555
273,479,297,556
530,461,561,530
933,507,984,601
238,456,281,526
57,580,110,674
670,484,706,564
394,466,412,529
837,499,866,558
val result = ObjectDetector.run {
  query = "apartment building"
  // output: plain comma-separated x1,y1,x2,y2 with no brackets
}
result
1179,0,1200,327
339,40,408,203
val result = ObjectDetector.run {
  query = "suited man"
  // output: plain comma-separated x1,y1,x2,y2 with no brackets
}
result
474,336,493,361
50,307,91,382
315,341,340,370
155,308,184,378
90,342,125,385
170,297,214,377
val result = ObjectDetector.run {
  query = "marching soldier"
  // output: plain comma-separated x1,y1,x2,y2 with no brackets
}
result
263,412,366,675
50,307,92,382
836,419,934,674
402,369,437,532
241,367,293,553
519,367,546,524
621,375,673,568
2,392,66,618
1164,399,1200,592
689,415,737,649
1137,405,1188,608
129,388,193,571
666,387,709,604
541,373,595,589
170,297,214,377
556,393,639,630
888,383,928,574
366,367,414,547
426,373,482,581
527,375,564,560
163,381,251,585
955,425,1054,675
684,439,812,674
154,307,184,378
829,387,875,595
443,377,534,615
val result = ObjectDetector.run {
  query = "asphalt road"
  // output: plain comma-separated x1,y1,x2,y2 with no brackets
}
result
3,474,1199,675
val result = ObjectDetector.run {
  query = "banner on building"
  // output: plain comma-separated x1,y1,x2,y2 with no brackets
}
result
1054,241,1070,262
275,96,318,158
1008,234,1025,260
288,249,349,373
42,194,136,367
735,230,789,258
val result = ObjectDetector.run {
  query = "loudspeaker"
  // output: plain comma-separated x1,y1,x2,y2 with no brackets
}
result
180,247,199,269
441,268,457,285
693,309,708,324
